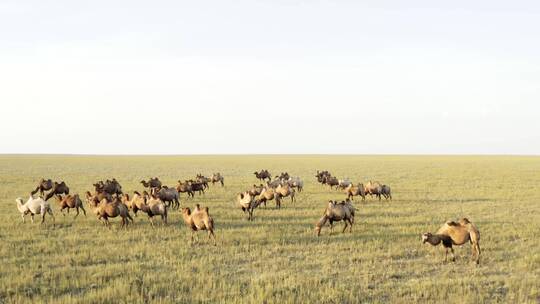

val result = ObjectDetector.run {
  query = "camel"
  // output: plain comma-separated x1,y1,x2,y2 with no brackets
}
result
237,191,261,221
88,197,133,228
278,172,290,180
323,176,339,189
315,170,332,184
153,186,180,209
31,178,53,196
345,183,365,201
44,181,70,201
266,178,282,189
181,204,216,245
254,170,271,182
85,191,113,206
364,181,383,200
286,177,304,192
121,192,146,215
176,180,195,198
257,187,277,208
422,218,481,264
211,173,224,186
196,174,210,189
140,177,162,193
139,195,168,227
93,178,122,197
55,194,86,218
338,178,352,189
275,183,295,207
315,200,355,237
16,195,55,225
248,184,264,197
381,185,392,200
189,180,206,195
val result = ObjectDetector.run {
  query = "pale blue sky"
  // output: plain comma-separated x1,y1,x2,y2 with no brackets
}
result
0,1,538,154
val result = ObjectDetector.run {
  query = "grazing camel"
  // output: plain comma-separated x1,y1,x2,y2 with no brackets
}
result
181,204,216,245
237,191,261,221
44,181,70,201
89,197,133,228
315,200,355,237
55,194,86,218
254,170,271,182
16,195,55,225
275,183,295,207
31,178,54,196
257,187,277,208
422,218,481,264
176,180,195,198
345,183,366,201
211,173,224,186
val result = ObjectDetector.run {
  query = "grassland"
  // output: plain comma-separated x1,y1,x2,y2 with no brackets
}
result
0,155,539,303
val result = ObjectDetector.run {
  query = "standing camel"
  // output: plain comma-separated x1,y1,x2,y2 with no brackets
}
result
422,218,481,264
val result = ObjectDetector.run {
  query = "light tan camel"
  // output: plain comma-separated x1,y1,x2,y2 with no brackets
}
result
181,204,216,245
422,218,481,264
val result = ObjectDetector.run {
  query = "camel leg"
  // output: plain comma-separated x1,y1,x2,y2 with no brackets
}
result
342,221,348,233
81,205,87,216
208,230,216,246
329,221,334,235
349,219,353,233
451,247,456,262
74,208,80,218
445,248,448,262
149,216,154,228
31,214,35,223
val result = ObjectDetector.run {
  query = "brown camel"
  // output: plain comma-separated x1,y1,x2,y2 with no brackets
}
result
275,183,295,206
31,178,54,197
181,204,216,245
345,183,366,201
315,200,355,237
89,197,133,228
211,173,224,186
422,218,481,264
257,187,277,208
140,177,162,192
55,194,86,218
177,180,195,198
254,170,272,182
44,181,70,201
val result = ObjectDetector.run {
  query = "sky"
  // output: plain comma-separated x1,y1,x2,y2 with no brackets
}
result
0,0,538,154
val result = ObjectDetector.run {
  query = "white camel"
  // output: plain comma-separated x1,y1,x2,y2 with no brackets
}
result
16,195,55,225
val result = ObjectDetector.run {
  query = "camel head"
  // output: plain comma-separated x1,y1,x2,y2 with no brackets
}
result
422,233,432,243
16,197,24,205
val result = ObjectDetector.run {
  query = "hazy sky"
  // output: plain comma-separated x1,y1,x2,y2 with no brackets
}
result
1,1,538,154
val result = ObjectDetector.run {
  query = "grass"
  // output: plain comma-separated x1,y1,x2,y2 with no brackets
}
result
0,155,539,303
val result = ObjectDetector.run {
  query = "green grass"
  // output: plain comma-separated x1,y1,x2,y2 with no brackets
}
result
1,155,539,303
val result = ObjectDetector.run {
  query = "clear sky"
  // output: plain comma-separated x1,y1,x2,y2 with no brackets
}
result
1,1,538,154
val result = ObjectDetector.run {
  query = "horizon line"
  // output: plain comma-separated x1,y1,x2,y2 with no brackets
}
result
0,153,538,157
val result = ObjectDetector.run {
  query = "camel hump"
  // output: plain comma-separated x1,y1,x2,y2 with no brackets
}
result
459,218,470,224
203,207,209,213
446,221,460,226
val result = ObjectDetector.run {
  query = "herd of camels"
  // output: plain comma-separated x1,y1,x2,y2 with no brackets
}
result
15,169,480,264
